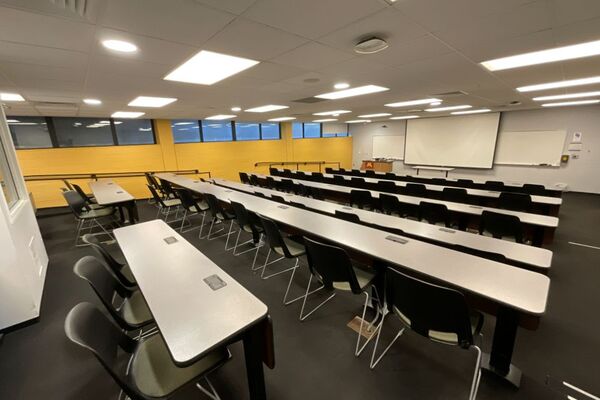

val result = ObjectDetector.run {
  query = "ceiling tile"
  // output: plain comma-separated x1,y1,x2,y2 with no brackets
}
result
0,41,88,69
550,0,600,26
0,62,86,85
192,0,258,15
272,42,355,71
364,34,454,67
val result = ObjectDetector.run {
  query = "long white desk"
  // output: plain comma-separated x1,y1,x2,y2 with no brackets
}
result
215,178,552,271
413,165,454,177
114,219,270,399
89,179,138,222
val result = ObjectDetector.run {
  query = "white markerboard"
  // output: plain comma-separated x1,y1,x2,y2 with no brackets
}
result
495,130,566,166
372,135,405,160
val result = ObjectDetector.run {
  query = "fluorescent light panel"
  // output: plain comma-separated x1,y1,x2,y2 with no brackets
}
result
205,114,236,120
313,118,338,122
164,50,259,86
346,119,371,123
315,85,389,100
313,110,351,116
358,113,391,118
541,99,600,107
452,108,491,115
425,105,472,112
111,111,145,118
482,40,600,71
517,76,600,92
245,104,288,113
83,98,102,105
390,115,419,120
0,93,25,101
385,98,441,107
268,117,296,121
532,91,600,101
128,96,177,108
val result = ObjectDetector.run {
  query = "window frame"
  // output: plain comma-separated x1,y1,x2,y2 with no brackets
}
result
200,120,234,143
292,122,323,139
259,122,281,140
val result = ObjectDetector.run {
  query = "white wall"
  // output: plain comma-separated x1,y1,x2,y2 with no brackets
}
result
351,105,600,194
0,108,48,331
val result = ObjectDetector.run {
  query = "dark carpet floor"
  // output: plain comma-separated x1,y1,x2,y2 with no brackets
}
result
0,192,599,399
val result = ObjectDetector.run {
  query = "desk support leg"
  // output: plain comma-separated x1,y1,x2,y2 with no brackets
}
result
482,307,522,388
243,325,267,400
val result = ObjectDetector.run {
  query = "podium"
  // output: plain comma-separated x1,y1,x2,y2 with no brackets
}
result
361,160,393,173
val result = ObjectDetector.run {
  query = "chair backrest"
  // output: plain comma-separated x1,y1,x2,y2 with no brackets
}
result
484,180,505,191
295,183,309,197
385,173,396,180
204,193,227,219
309,187,325,200
266,176,276,188
442,187,468,203
257,215,293,257
312,172,323,181
73,256,133,330
249,175,259,186
404,183,427,197
335,210,361,223
456,179,474,187
254,191,267,198
431,178,447,186
296,171,306,178
385,268,475,348
379,193,401,215
174,188,201,212
144,172,155,188
146,184,166,208
498,192,532,212
270,194,286,203
522,183,547,195
333,175,346,185
350,177,365,188
269,167,278,175
479,210,523,243
365,170,376,177
452,244,508,264
377,180,396,193
62,179,75,190
230,200,254,228
72,183,92,206
324,167,333,174
418,201,449,226
280,179,295,192
303,237,362,294
282,168,292,177
159,179,176,197
350,189,373,209
64,302,141,400
239,172,250,184
81,234,134,287
62,190,87,217
289,201,307,209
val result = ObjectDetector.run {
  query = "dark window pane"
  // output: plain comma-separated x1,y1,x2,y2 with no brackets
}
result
202,121,233,142
261,123,280,140
172,119,201,143
235,122,260,141
115,119,155,145
54,117,114,147
303,123,321,138
7,117,52,149
292,122,303,138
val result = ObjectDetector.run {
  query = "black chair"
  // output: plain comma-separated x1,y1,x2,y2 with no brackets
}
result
239,172,250,184
325,167,333,174
379,193,402,216
385,173,396,180
203,193,236,248
365,170,376,177
442,187,469,204
369,268,483,400
82,234,135,288
71,183,101,209
404,183,427,197
431,178,447,186
418,201,450,227
498,192,532,212
248,174,260,186
296,171,306,179
269,167,278,176
333,175,346,185
478,210,523,243
309,187,325,200
351,177,366,189
300,237,381,356
456,178,474,188
350,190,374,210
270,194,287,203
65,302,228,400
257,215,306,305
265,176,277,189
282,168,292,177
335,210,361,223
484,180,505,191
289,201,307,209
174,188,209,233
147,185,181,222
62,179,75,191
312,172,324,181
377,180,396,193
254,191,267,198
158,179,177,199
62,190,116,247
452,244,508,264
522,183,547,195
280,178,295,193
73,256,153,332
295,183,310,197
229,201,264,268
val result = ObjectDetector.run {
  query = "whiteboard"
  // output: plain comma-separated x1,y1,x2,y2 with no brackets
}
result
494,130,566,166
373,135,405,159
405,113,500,168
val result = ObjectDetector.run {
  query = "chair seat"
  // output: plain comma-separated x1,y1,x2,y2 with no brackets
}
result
274,237,306,257
242,223,264,234
120,290,153,327
332,266,376,291
163,199,181,207
196,200,209,211
80,207,115,219
130,334,229,398
121,264,136,284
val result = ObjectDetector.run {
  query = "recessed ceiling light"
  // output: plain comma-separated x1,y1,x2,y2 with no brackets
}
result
313,110,351,116
0,93,25,101
231,106,242,112
346,119,371,123
451,108,491,115
532,91,600,101
425,105,472,112
82,98,101,105
481,39,600,71
245,104,289,113
128,96,177,108
315,85,389,100
164,50,259,86
268,117,296,121
358,113,392,118
385,98,442,107
517,76,600,92
102,39,138,53
6,119,19,123
313,118,338,122
205,114,236,120
334,82,350,90
541,99,600,107
390,115,420,120
111,111,145,118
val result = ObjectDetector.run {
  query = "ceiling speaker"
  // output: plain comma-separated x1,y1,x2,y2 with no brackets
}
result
354,37,389,54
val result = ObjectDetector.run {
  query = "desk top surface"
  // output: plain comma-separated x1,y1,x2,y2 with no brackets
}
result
114,219,268,365
157,173,550,316
89,179,134,205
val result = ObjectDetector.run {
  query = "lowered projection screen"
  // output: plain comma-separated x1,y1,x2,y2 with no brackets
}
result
405,112,501,168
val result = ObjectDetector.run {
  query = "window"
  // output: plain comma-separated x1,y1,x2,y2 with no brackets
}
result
0,133,19,209
303,123,321,138
54,117,114,147
322,122,349,137
260,123,280,140
172,120,201,143
7,117,53,149
201,121,233,142
235,122,260,141
114,119,155,145
292,122,303,138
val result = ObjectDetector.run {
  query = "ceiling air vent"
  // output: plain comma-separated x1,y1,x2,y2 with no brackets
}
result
292,97,327,104
432,90,469,97
49,0,88,18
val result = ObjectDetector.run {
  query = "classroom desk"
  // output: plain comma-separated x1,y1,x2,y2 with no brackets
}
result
156,173,550,387
114,220,271,400
88,179,138,223
413,165,454,177
280,169,562,214
253,173,559,246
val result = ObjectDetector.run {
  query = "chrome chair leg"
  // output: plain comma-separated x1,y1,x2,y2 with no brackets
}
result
196,376,221,400
299,275,336,321
260,248,293,279
369,311,405,369
282,259,324,305
355,290,381,357
468,345,483,400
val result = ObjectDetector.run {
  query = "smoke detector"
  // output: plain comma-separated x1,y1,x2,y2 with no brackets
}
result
354,37,389,54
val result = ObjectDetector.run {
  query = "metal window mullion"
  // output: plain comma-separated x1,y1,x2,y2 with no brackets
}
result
110,118,119,145
46,117,60,148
